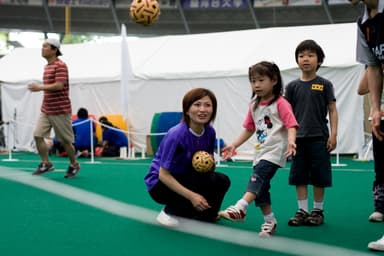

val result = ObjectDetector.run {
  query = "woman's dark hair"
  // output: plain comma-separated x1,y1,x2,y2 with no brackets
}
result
248,61,283,111
99,116,108,123
182,88,217,125
295,39,325,71
98,116,113,129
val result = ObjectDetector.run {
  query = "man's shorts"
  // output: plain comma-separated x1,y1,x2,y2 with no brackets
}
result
33,113,74,144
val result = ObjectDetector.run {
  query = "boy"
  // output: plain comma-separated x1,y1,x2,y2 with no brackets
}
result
285,39,338,226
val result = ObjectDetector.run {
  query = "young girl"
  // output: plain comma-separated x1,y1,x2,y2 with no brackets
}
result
144,88,231,227
219,61,298,237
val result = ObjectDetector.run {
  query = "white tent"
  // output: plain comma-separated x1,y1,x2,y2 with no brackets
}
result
0,22,365,156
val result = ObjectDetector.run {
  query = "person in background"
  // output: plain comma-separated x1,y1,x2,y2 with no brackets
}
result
349,0,384,251
99,116,128,157
285,39,338,227
144,88,230,227
218,61,297,237
28,38,80,179
72,107,98,157
358,70,384,222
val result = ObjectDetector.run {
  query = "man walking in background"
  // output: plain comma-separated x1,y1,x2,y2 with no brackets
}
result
28,38,80,179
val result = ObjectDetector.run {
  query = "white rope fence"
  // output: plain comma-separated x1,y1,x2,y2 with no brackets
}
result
1,111,233,164
1,121,19,162
0,115,170,163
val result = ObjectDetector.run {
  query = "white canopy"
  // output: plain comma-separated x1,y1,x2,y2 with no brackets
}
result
0,22,365,156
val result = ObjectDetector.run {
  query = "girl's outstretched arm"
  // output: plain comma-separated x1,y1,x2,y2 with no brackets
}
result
222,129,254,159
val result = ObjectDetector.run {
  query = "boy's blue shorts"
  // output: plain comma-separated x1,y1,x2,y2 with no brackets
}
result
289,137,332,187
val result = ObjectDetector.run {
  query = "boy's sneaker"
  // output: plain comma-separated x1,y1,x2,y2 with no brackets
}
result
218,205,246,222
259,221,277,238
368,211,384,222
156,209,179,227
305,208,324,226
288,208,309,226
32,162,54,175
65,162,80,178
368,235,384,251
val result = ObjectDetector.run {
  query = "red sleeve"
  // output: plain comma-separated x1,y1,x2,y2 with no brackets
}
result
242,103,256,130
277,97,298,129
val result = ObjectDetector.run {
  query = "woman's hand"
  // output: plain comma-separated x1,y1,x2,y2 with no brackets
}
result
190,192,211,212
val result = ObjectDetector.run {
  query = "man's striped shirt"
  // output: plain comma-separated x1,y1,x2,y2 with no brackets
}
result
41,59,72,115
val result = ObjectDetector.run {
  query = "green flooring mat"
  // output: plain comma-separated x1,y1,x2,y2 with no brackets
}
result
0,152,381,256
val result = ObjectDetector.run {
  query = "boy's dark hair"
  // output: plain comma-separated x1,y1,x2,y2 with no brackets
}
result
77,108,89,119
295,39,325,70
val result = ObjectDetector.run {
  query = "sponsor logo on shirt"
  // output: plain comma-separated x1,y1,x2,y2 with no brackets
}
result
372,44,384,61
311,84,324,91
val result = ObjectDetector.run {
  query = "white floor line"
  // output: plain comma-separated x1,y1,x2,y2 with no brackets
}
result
0,166,373,256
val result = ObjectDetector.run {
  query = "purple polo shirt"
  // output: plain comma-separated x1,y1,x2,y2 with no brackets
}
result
144,122,216,191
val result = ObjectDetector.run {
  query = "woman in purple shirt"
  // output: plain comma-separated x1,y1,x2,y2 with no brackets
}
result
144,88,230,227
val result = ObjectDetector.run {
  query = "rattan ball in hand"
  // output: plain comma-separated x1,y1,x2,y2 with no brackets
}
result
192,151,215,173
130,0,160,26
